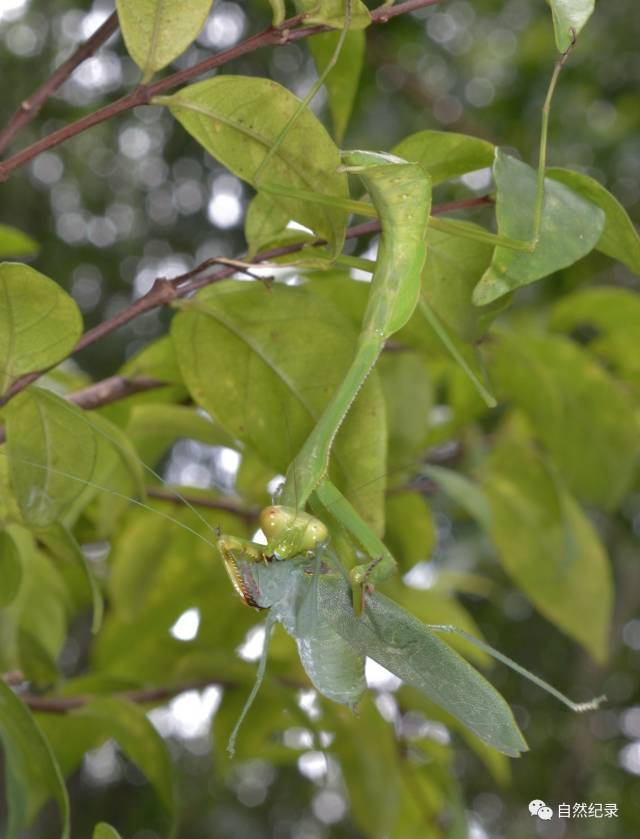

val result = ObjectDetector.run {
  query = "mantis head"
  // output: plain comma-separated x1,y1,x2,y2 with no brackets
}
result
259,505,328,559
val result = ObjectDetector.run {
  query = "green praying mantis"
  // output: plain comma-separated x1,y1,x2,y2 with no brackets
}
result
210,141,604,757
0,3,608,766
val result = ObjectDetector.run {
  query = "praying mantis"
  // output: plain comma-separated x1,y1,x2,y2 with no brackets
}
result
156,15,602,752
0,0,609,771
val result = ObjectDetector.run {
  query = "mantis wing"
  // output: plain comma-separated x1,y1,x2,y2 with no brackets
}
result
315,574,528,757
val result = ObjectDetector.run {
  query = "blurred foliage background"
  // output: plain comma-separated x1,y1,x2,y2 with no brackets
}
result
0,0,639,837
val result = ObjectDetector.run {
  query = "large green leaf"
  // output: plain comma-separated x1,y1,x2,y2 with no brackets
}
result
5,388,144,531
156,77,348,256
392,130,495,185
546,0,595,51
171,282,387,533
491,330,638,510
472,151,605,305
309,29,365,142
78,697,176,835
0,225,38,259
116,0,213,80
550,287,640,395
0,263,82,395
547,167,640,274
0,681,70,839
481,438,612,662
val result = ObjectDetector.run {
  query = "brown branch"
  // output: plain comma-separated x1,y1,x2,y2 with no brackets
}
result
146,485,259,522
15,672,306,713
0,12,119,156
18,679,234,714
0,0,440,182
0,194,491,409
68,374,168,410
0,376,168,443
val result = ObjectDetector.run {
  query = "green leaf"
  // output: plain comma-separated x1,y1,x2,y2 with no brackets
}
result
547,167,640,274
0,527,23,606
309,29,365,142
421,465,492,531
79,697,176,833
156,76,348,256
127,402,236,467
384,491,435,571
0,263,83,395
294,0,371,28
5,388,144,532
491,330,638,510
244,192,292,257
480,438,612,662
472,151,605,304
330,696,402,836
392,130,495,185
0,681,70,839
6,389,98,527
18,629,58,687
35,523,104,633
93,825,123,839
116,0,213,80
378,351,432,478
171,282,387,533
423,226,503,341
550,287,640,394
546,0,595,52
0,225,38,258
0,526,70,678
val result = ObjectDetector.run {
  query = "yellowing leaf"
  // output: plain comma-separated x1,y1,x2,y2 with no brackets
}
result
156,76,348,256
117,0,213,80
0,263,83,395
481,438,612,662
